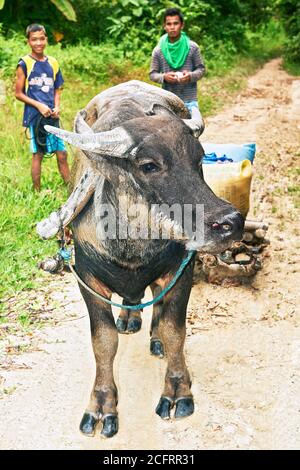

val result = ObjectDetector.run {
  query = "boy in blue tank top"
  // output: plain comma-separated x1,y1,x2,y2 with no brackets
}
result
15,24,70,191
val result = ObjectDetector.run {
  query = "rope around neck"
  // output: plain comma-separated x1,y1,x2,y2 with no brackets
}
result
67,250,196,311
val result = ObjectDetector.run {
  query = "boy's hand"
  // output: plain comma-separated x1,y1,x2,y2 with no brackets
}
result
37,103,52,117
51,107,60,118
164,72,178,84
179,71,191,84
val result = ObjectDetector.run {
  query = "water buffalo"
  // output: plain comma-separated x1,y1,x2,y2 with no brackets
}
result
37,80,244,438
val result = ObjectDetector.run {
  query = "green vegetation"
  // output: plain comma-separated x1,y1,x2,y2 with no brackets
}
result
0,1,278,54
0,0,77,22
276,0,300,65
0,0,299,66
0,80,100,301
0,0,299,302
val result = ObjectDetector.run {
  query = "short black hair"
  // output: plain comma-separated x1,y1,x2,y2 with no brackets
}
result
26,24,47,39
163,8,184,23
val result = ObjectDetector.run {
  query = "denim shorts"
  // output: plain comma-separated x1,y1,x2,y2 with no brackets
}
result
184,100,199,114
29,124,66,155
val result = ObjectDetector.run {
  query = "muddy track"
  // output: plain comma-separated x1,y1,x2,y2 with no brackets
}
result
0,59,299,450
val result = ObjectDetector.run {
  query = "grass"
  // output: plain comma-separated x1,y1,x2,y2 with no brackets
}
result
287,185,300,209
283,61,300,77
0,23,293,303
2,386,17,396
198,63,250,115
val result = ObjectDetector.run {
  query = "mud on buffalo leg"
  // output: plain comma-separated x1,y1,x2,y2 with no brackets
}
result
155,257,195,420
78,282,119,438
149,282,164,358
116,299,142,334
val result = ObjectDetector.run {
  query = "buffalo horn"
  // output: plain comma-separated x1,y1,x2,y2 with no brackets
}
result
183,107,205,137
44,125,135,157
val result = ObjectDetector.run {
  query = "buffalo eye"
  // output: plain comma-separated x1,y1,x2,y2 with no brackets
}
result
140,162,160,174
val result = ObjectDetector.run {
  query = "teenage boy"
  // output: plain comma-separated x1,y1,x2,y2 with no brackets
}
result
150,8,205,116
15,23,70,191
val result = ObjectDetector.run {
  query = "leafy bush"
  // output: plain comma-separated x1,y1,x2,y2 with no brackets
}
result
0,31,143,83
0,14,286,85
104,0,251,56
277,0,300,63
0,0,278,55
0,27,27,75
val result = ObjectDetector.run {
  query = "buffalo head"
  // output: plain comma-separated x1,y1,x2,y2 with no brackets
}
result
46,103,243,253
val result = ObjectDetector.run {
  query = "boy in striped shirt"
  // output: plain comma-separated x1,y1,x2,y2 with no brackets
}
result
150,8,205,117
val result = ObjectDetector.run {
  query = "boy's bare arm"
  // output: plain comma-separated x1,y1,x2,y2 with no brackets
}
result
15,65,52,117
51,88,61,118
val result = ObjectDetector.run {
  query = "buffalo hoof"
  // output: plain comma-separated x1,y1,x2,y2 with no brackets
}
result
116,317,127,333
150,339,164,358
127,316,142,334
155,396,173,420
174,397,194,419
101,415,118,438
79,412,98,436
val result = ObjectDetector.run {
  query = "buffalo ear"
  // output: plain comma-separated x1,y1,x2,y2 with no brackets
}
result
183,107,205,138
74,110,93,134
147,103,204,138
147,103,177,118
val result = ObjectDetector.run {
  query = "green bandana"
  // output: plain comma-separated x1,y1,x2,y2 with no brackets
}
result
159,32,190,69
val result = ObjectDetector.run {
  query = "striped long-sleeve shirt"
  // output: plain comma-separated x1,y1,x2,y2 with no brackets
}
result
149,40,205,102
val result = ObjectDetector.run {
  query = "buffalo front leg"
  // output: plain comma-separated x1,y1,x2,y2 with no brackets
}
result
149,282,164,358
79,284,119,438
155,257,195,420
116,298,143,334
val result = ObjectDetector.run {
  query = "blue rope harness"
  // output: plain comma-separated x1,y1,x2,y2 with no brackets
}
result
60,248,195,311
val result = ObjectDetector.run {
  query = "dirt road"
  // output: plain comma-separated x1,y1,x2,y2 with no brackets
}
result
1,59,299,450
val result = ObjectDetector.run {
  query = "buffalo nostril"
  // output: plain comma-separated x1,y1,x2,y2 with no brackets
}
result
212,222,232,232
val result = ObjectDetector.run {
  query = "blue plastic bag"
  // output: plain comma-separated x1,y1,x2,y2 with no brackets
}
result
202,142,256,163
202,152,233,164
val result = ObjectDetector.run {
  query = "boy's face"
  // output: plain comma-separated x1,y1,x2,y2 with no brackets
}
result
164,15,183,42
28,30,47,55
